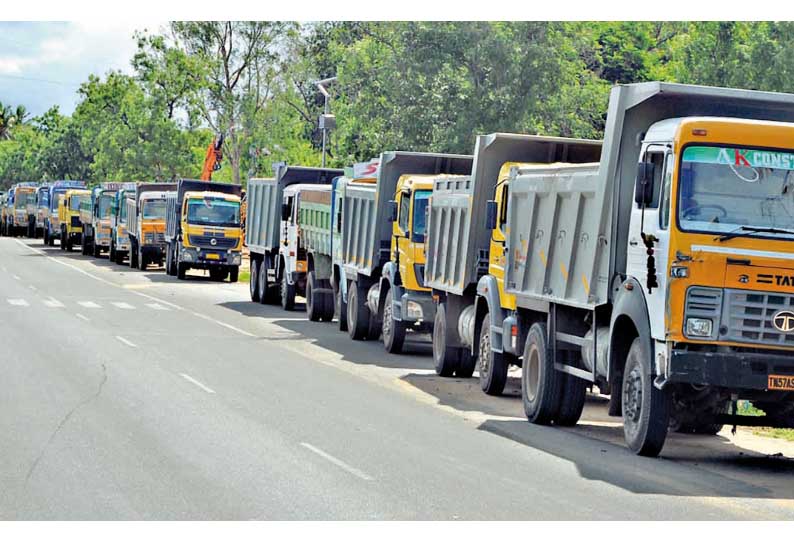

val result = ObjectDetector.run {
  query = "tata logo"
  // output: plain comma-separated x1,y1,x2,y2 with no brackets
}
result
772,310,794,333
210,238,217,246
757,274,794,287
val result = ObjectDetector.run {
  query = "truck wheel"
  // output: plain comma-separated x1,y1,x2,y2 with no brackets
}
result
280,277,296,311
622,337,670,457
347,282,371,340
336,285,349,332
457,349,477,378
556,363,588,426
321,287,335,322
93,241,101,258
28,219,35,238
258,260,271,304
43,228,49,245
129,243,138,268
116,250,125,266
382,289,406,354
109,242,116,262
177,262,188,280
138,247,146,270
478,314,508,396
433,303,460,377
229,266,238,283
249,259,260,301
522,322,563,424
306,272,321,321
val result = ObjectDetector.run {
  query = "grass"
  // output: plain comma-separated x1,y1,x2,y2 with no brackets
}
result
736,401,794,442
238,269,250,284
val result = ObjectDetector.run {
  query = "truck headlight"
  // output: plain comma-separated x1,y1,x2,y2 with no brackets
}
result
686,318,713,338
230,253,241,265
182,250,195,262
405,300,423,320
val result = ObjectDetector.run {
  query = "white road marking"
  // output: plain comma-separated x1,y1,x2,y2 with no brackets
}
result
179,373,216,394
115,336,137,347
43,297,65,308
28,285,37,291
300,442,374,481
13,274,21,280
145,303,170,311
75,313,90,322
78,301,101,309
112,302,135,310
1,266,6,272
191,311,255,337
7,298,29,306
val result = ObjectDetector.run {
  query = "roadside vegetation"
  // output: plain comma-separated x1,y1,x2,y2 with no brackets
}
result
3,21,794,189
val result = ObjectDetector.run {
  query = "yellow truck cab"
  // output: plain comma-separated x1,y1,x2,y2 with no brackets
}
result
165,179,243,282
15,184,38,238
373,174,459,353
59,188,90,251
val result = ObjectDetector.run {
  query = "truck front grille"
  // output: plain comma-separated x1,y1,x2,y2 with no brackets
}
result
70,216,81,227
723,290,794,347
188,234,236,250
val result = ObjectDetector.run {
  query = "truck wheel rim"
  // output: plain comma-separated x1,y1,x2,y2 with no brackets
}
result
526,343,540,403
383,303,393,342
432,323,443,361
623,365,643,425
479,328,490,377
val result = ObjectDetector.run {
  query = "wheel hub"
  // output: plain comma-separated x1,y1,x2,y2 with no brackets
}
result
383,303,393,341
624,367,643,423
479,328,490,376
526,345,540,402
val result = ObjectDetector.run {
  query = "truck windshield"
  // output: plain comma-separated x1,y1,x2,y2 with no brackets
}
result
119,199,128,222
16,192,35,207
51,190,65,211
412,190,432,242
142,199,167,220
70,195,86,211
678,145,794,238
187,198,240,227
98,196,113,218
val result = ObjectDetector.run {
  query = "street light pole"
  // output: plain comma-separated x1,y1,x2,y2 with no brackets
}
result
316,77,337,168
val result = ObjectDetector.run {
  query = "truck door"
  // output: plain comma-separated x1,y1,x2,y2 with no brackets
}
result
490,181,513,309
627,145,671,341
393,189,411,283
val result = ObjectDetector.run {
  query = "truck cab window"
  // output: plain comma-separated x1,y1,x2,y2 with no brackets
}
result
643,150,665,209
659,153,674,229
498,183,509,234
398,192,410,233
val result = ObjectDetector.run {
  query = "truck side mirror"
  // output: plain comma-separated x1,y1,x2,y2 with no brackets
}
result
485,200,498,230
388,200,398,222
281,202,290,221
634,162,656,206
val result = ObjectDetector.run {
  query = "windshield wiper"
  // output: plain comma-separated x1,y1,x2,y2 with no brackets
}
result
715,225,794,242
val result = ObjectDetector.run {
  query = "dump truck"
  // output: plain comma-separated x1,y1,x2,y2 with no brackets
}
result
426,134,601,389
35,184,50,238
338,152,472,350
16,183,39,238
246,166,342,308
296,180,345,322
58,188,91,251
126,182,175,270
109,184,137,265
81,183,123,258
0,187,14,237
44,181,86,246
165,179,243,281
439,81,794,457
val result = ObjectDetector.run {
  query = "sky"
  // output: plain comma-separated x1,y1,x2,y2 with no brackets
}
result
0,21,167,117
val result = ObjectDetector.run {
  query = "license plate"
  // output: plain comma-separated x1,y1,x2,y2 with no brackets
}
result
205,253,220,260
768,375,794,391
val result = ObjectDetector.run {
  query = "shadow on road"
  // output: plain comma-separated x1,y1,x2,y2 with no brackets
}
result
219,300,434,370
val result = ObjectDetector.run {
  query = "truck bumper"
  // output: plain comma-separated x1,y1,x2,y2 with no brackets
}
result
396,290,436,325
141,244,165,258
179,247,241,268
668,349,794,391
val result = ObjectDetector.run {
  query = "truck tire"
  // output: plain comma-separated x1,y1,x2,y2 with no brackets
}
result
177,262,188,280
138,247,146,270
60,228,66,250
109,242,116,262
28,218,35,238
229,266,238,283
280,277,296,311
249,259,260,301
336,285,348,332
320,285,335,322
622,337,670,457
258,259,272,304
347,282,371,341
433,303,460,377
478,314,508,396
382,288,406,354
93,241,101,258
457,349,477,378
522,322,563,424
556,369,587,426
129,242,138,268
306,272,322,321
116,250,126,266
43,227,49,245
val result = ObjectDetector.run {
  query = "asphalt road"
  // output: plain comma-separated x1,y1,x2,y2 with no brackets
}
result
1,237,793,520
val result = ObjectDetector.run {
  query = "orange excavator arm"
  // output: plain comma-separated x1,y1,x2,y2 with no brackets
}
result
200,134,224,181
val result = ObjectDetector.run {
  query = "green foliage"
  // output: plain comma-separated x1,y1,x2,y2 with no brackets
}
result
8,21,794,187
